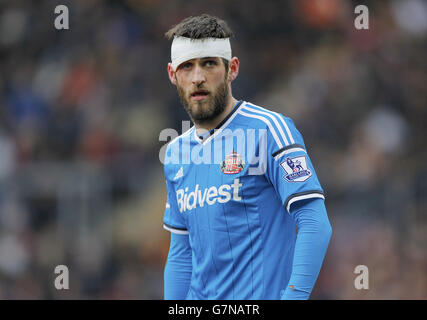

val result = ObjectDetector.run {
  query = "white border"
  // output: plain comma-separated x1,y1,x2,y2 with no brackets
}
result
163,224,189,235
274,147,306,161
286,193,325,213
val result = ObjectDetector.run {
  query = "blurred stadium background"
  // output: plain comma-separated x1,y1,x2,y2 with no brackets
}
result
0,0,425,299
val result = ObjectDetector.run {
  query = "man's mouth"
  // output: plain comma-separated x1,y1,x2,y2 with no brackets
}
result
191,90,209,101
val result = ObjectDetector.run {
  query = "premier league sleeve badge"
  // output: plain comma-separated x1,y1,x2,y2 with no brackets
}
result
280,156,312,182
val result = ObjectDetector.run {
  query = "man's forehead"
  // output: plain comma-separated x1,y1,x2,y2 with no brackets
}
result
175,57,223,71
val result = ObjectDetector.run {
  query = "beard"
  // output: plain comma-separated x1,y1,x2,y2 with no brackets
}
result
176,77,229,124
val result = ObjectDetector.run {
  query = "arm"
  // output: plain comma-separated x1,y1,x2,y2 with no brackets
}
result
163,164,192,300
281,198,332,300
164,233,192,299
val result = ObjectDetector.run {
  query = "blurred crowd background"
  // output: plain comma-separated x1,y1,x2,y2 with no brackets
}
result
0,0,425,299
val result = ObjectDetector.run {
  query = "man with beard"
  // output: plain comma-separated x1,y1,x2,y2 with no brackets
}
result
162,14,332,300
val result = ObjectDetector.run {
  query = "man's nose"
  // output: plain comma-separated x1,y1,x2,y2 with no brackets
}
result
191,65,206,86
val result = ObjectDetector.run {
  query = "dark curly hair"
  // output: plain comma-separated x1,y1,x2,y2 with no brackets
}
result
165,14,234,40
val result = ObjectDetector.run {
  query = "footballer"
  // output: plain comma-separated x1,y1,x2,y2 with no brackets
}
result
162,14,332,300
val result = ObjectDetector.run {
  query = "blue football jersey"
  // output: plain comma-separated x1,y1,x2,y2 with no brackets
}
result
163,100,325,299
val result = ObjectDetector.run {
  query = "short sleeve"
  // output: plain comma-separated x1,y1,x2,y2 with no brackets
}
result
163,177,189,235
265,117,325,213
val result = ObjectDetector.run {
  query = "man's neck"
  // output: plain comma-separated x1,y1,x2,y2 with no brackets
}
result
194,96,238,132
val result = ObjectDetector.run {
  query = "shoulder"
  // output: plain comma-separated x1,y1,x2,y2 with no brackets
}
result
236,101,301,150
163,125,194,177
165,125,194,151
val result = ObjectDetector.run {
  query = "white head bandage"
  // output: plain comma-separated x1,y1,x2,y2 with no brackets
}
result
171,36,232,71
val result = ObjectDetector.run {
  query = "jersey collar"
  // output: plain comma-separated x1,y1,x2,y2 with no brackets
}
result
194,100,243,145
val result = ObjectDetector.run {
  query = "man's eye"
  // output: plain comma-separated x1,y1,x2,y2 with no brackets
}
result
204,60,217,66
181,63,192,69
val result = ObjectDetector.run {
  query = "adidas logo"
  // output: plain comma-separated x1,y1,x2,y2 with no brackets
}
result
173,167,184,180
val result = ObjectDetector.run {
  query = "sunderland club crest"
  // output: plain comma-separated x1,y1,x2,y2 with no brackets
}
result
280,156,312,182
221,151,245,174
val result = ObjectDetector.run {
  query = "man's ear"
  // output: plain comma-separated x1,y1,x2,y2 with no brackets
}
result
167,63,177,86
228,57,239,83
